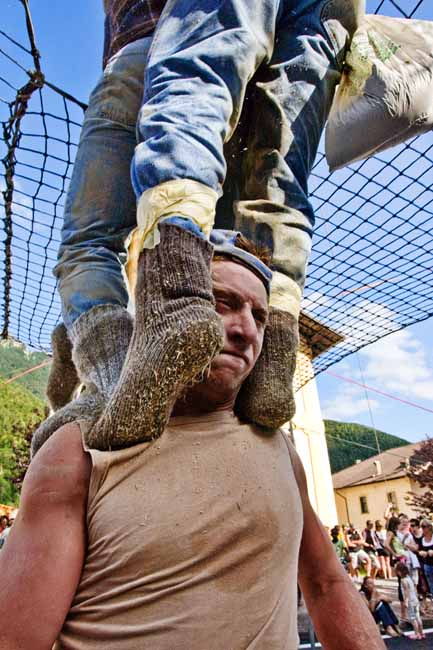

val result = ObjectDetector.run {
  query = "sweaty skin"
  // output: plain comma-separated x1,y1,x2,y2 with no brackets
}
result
0,259,385,650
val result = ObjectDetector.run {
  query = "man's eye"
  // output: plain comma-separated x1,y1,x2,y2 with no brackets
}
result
253,312,267,325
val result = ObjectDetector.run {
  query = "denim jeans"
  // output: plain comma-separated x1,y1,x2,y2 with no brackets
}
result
55,0,356,329
54,38,152,329
134,0,358,287
424,563,433,595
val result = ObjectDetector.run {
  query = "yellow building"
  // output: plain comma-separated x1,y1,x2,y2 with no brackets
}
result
282,314,344,527
333,443,425,529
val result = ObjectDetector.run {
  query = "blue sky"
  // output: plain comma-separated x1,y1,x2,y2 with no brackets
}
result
3,0,433,443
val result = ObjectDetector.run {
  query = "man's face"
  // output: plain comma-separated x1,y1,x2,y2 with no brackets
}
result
210,259,268,388
177,259,268,410
366,521,373,529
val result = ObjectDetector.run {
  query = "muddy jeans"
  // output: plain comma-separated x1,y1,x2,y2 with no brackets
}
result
55,0,357,329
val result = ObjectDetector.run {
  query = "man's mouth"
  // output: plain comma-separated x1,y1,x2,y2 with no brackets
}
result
221,350,248,364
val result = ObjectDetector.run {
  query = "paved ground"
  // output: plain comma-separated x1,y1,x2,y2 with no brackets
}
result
298,577,433,648
385,630,433,649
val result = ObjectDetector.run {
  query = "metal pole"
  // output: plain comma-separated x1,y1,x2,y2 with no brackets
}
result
308,617,316,649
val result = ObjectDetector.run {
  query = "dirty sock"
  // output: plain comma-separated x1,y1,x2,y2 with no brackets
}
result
235,308,298,428
33,305,133,454
31,389,104,457
86,223,224,449
70,304,133,401
46,323,80,411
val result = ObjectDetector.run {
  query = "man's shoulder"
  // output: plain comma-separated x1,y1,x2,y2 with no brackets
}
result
25,422,91,505
36,421,85,464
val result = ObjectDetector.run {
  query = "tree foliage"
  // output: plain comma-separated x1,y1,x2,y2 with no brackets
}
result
0,340,49,401
406,438,433,517
0,379,45,505
325,419,409,474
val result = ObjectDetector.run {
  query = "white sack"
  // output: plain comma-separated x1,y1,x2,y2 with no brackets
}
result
325,14,433,171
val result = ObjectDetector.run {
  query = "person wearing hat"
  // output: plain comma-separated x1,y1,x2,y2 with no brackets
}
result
0,235,385,649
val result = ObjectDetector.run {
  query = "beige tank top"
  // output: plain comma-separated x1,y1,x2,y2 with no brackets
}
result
55,411,303,649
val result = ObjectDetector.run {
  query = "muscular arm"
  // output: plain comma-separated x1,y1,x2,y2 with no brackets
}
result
287,442,386,650
0,423,91,650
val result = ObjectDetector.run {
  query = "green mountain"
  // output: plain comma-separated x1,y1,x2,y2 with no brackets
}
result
0,340,49,504
0,379,45,504
0,340,50,401
325,419,409,474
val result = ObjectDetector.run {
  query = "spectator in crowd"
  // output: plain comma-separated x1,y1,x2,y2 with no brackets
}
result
331,526,348,568
360,577,401,638
0,516,9,550
363,520,382,579
375,520,392,580
410,519,422,545
399,515,421,588
395,562,425,640
345,524,371,578
410,518,432,613
418,519,433,597
385,516,409,621
0,511,16,550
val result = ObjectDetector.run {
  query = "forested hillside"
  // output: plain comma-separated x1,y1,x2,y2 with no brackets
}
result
325,419,409,474
0,379,45,504
0,340,49,400
0,341,48,504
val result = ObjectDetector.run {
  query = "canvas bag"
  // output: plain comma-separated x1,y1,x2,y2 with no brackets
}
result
326,14,433,171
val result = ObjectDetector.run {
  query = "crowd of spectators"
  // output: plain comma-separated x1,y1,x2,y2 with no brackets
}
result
329,510,433,638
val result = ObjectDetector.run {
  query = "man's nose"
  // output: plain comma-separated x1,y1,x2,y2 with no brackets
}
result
228,307,257,345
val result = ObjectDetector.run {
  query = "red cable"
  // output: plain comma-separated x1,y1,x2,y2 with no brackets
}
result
324,370,433,415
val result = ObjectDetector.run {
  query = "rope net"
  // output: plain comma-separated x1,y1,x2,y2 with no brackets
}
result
1,0,432,387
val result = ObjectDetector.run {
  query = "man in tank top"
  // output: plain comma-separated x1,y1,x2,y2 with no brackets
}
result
0,237,385,649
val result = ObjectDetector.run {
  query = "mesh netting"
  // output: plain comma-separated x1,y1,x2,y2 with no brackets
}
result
1,0,433,385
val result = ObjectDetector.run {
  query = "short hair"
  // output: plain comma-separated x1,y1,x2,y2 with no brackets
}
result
213,233,272,268
420,518,433,530
233,233,272,268
410,518,420,527
395,561,409,577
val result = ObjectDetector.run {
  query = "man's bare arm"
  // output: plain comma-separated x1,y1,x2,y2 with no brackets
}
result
0,422,91,650
287,442,386,650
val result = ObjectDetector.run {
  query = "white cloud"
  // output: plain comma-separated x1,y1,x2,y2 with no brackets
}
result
361,328,433,402
321,382,380,420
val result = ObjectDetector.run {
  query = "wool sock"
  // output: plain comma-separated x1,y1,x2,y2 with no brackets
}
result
31,389,104,457
31,305,133,454
86,223,224,449
46,323,80,411
70,304,133,401
235,308,299,428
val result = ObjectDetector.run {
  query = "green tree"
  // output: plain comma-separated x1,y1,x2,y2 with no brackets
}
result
406,438,433,517
0,379,45,505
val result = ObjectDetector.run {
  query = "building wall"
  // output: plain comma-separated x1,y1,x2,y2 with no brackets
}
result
334,477,424,529
287,346,337,527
